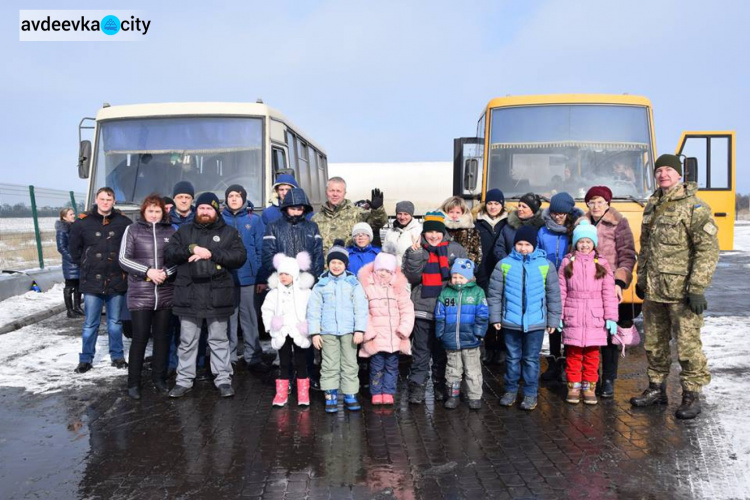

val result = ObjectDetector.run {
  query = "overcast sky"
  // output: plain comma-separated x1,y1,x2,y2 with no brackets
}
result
2,0,748,193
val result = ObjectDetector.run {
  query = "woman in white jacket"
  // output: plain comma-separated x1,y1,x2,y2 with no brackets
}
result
261,252,315,407
384,200,422,267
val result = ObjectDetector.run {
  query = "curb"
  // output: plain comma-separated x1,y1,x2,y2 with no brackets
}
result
0,303,67,335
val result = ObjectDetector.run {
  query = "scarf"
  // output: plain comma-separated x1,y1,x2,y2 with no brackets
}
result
421,241,450,298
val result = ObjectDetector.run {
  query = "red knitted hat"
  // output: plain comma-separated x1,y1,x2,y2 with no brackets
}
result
584,186,612,204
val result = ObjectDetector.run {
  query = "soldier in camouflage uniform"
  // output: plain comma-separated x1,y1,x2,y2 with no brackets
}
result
630,154,719,420
312,177,388,256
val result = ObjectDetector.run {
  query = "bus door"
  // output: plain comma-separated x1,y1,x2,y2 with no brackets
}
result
676,131,736,250
453,137,484,206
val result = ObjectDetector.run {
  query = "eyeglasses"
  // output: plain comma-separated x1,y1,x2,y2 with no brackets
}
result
587,200,608,207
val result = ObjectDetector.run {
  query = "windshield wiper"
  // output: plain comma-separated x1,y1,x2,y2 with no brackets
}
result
612,195,646,207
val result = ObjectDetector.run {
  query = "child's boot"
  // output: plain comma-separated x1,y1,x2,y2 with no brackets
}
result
297,378,310,406
371,394,383,405
273,379,289,407
566,382,582,404
582,381,598,405
344,393,361,411
325,390,338,413
382,394,394,405
468,399,482,410
444,382,461,409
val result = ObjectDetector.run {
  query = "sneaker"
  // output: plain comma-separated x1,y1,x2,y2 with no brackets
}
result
218,384,235,398
74,362,92,374
128,387,141,400
111,359,128,369
169,385,192,398
325,390,338,413
468,399,482,410
519,395,538,411
499,392,516,407
344,394,361,411
382,394,394,405
371,394,384,405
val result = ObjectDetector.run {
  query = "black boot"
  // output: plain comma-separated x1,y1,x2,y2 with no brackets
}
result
675,391,701,420
630,381,668,407
63,287,76,319
408,382,426,404
541,356,560,382
600,379,615,398
72,287,85,316
433,382,447,402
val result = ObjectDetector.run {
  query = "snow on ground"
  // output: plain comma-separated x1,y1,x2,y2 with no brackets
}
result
0,282,64,325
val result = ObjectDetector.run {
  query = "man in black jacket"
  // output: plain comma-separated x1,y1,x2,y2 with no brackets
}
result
165,192,247,398
69,187,132,373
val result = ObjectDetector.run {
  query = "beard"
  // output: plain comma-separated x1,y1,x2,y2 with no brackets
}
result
196,212,217,225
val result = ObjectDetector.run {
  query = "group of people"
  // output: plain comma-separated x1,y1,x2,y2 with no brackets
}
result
55,153,719,420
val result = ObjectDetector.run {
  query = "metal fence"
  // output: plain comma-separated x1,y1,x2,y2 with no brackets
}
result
0,183,86,271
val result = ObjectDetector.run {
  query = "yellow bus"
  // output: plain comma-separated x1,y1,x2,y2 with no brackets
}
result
77,101,328,212
454,94,736,302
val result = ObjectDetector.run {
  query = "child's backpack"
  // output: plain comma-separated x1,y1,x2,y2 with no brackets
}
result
612,325,641,357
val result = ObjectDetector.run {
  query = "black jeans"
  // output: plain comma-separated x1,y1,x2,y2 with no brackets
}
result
409,318,446,386
278,337,309,380
601,302,643,380
128,309,172,388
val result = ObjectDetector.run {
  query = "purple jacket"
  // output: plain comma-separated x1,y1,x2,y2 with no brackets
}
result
558,252,618,348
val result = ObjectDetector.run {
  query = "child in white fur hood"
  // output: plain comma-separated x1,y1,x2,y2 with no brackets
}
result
261,251,315,407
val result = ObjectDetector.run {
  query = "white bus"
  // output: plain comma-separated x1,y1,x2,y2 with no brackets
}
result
77,102,328,212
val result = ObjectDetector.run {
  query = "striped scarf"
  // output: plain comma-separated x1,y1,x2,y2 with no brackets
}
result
421,241,450,298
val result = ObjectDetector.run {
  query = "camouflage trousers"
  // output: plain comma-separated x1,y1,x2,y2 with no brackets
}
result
643,300,710,392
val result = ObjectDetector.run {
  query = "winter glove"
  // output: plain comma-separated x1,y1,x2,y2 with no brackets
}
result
635,284,646,300
687,293,708,315
370,188,384,210
605,320,618,336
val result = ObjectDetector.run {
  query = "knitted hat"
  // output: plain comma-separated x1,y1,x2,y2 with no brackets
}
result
584,186,613,204
451,258,475,281
514,225,538,248
195,192,220,212
273,253,300,280
572,220,598,248
225,184,247,204
655,154,683,175
422,211,446,233
549,192,575,214
351,222,373,240
485,188,505,205
327,239,349,267
173,181,195,198
395,200,415,216
519,193,541,214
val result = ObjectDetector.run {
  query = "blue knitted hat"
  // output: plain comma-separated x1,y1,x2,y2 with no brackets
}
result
572,220,598,248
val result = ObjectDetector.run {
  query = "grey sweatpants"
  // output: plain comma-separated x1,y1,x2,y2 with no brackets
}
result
445,347,483,400
176,317,233,388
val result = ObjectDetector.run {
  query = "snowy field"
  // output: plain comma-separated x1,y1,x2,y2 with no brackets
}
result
0,216,58,233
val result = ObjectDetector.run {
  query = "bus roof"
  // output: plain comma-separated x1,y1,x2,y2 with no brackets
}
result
485,94,652,111
94,102,326,153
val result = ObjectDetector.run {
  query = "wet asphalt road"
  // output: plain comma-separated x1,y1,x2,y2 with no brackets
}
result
0,251,748,500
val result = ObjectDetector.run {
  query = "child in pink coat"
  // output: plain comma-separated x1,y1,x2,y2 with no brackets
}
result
358,243,415,405
559,221,618,405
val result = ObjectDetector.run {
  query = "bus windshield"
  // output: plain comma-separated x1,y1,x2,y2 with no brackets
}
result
487,104,654,200
92,116,264,206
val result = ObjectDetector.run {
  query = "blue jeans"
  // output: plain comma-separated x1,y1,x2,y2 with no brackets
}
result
80,293,125,363
370,352,399,395
503,329,545,397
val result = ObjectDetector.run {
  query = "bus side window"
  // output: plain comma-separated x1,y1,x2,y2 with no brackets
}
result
297,140,310,195
272,147,287,173
288,133,298,180
309,149,319,204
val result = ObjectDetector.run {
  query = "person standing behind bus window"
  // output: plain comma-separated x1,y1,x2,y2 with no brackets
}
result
118,194,176,400
473,189,507,365
69,187,132,374
577,186,636,399
56,207,84,318
384,201,422,267
312,177,388,255
440,196,483,267
222,184,270,372
493,192,545,261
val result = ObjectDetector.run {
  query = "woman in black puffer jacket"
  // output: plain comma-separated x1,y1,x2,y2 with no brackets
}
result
118,194,176,399
56,208,83,318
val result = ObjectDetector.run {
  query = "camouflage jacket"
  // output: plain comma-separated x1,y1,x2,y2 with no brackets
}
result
637,182,719,303
312,199,388,255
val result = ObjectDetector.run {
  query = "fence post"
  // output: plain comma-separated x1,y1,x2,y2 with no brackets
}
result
69,191,78,216
29,185,45,269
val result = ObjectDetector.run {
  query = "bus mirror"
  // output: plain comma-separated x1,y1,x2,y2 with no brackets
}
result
464,158,478,192
78,140,92,179
684,157,698,183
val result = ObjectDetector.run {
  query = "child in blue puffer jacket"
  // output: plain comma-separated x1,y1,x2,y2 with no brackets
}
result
435,259,489,410
308,240,368,413
488,226,562,411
